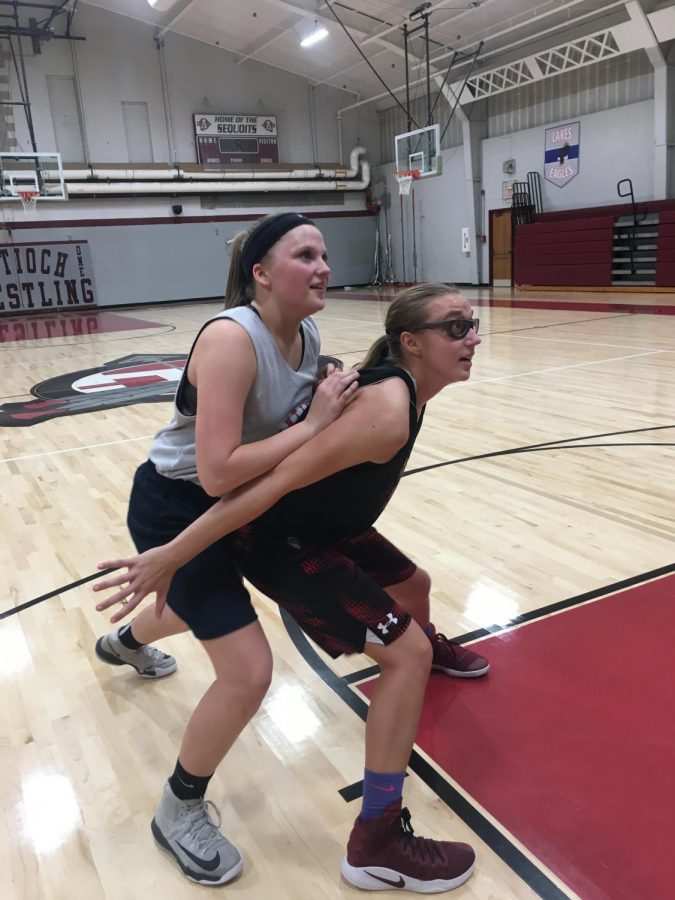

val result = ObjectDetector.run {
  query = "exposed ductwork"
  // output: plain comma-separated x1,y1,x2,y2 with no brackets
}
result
62,147,369,196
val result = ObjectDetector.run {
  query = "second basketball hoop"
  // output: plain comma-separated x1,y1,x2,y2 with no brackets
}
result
395,169,421,196
17,190,39,213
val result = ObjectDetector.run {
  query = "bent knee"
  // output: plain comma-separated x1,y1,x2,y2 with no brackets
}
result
376,622,432,675
248,658,273,700
410,566,432,598
406,622,432,671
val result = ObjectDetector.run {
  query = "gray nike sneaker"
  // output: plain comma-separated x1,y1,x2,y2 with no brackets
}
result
95,627,177,678
151,782,243,886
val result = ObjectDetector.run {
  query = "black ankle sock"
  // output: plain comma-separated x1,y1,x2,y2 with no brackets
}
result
169,759,213,801
117,623,145,651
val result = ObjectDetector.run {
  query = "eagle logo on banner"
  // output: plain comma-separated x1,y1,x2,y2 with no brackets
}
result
544,122,580,187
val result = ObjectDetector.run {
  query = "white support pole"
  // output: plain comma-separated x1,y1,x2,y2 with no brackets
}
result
624,1,671,199
435,77,485,285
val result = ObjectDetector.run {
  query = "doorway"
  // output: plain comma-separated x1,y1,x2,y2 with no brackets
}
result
490,208,513,287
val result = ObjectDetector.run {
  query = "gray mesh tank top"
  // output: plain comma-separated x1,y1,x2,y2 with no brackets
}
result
149,305,320,484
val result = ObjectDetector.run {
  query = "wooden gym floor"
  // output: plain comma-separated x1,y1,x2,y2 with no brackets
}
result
1,287,674,899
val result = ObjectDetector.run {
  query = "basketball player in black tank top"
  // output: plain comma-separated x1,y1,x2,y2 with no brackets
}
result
95,283,488,894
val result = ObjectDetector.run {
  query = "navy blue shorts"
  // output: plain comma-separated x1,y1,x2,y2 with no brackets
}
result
127,460,256,641
232,525,414,658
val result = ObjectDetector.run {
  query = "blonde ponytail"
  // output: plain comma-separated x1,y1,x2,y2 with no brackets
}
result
359,283,460,368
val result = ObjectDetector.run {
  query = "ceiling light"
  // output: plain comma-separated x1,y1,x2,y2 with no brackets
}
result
146,0,179,11
300,26,328,48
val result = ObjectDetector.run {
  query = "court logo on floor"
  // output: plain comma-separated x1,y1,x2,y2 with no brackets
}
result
0,353,187,426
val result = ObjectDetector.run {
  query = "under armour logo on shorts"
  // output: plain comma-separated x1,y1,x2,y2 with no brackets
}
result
377,613,399,636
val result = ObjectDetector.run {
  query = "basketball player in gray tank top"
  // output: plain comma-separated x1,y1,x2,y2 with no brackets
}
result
93,213,358,886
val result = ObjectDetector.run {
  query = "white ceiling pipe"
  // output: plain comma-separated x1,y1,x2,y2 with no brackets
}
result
65,177,366,195
65,157,370,195
64,147,366,183
65,167,345,180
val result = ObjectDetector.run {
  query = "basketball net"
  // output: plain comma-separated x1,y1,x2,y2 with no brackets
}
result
18,190,38,213
395,170,420,196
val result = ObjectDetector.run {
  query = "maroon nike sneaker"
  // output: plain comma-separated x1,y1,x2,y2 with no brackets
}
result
341,800,475,893
429,624,489,678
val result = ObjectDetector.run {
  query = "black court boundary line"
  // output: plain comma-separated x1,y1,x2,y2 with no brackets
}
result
403,422,675,478
340,563,675,685
338,772,409,802
2,424,673,621
488,311,636,335
279,607,570,900
324,311,640,361
283,563,675,900
0,568,115,621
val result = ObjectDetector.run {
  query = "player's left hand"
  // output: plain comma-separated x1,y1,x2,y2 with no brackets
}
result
93,546,177,623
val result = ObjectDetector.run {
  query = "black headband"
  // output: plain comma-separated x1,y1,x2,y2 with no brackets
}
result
241,213,316,280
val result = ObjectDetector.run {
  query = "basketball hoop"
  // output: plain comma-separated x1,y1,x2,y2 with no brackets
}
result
17,190,39,213
395,169,420,196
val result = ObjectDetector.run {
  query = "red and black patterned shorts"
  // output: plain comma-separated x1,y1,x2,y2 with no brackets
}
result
232,525,415,658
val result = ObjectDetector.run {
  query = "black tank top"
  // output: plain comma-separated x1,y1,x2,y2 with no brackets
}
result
255,364,424,543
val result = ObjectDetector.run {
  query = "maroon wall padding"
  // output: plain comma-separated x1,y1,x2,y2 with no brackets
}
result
656,237,675,286
656,210,675,285
514,200,675,287
533,198,675,223
515,216,613,286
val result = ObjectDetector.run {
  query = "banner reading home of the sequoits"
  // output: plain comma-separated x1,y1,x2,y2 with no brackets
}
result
0,240,96,315
193,113,279,166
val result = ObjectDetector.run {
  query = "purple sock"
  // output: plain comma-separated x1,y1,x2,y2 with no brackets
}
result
360,768,405,821
424,623,435,639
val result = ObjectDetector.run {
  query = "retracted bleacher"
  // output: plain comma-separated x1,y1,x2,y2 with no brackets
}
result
515,199,675,290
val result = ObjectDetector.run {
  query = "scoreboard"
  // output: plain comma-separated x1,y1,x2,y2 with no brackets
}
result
193,114,279,167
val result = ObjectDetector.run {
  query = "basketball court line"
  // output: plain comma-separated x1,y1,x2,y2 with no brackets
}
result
474,297,675,316
0,434,153,464
454,349,663,388
0,568,115,621
3,425,672,619
333,292,675,317
279,606,573,900
0,325,177,353
383,571,675,900
311,312,645,361
488,313,637,336
304,566,675,898
404,422,675,477
318,312,628,333
0,311,166,344
0,346,662,463
510,333,675,352
453,562,675,644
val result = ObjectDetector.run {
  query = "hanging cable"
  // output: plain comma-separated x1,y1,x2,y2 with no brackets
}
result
439,43,483,144
322,0,419,129
427,50,458,125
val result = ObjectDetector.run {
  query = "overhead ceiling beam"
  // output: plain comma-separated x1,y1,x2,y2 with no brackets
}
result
316,0,591,97
156,0,198,39
234,14,300,67
337,0,626,111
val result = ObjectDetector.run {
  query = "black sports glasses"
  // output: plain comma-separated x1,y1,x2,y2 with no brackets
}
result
413,317,480,339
